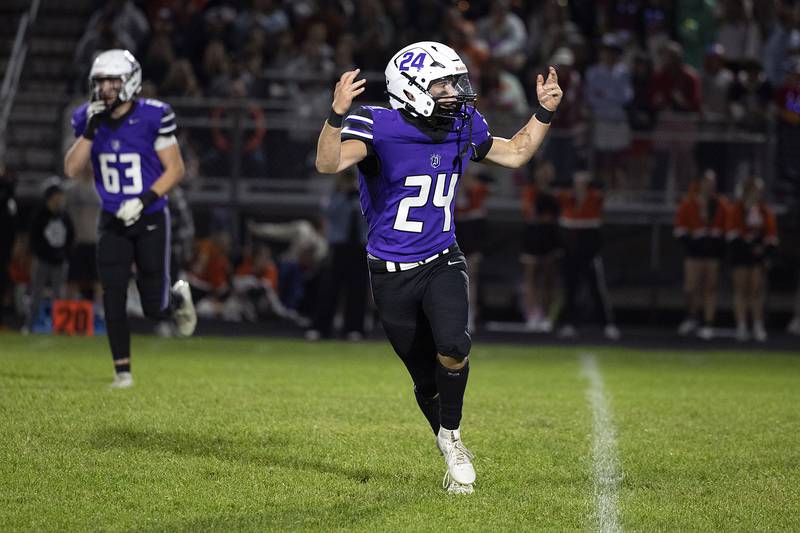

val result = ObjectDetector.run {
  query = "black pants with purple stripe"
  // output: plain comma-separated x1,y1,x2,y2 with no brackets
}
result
97,209,172,361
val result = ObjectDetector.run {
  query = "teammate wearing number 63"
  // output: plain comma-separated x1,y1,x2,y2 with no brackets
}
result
64,49,196,389
316,41,562,494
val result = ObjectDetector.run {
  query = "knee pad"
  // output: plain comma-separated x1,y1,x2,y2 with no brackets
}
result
435,330,471,362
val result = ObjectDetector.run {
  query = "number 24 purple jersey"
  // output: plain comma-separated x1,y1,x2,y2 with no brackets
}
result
341,106,492,262
71,98,176,214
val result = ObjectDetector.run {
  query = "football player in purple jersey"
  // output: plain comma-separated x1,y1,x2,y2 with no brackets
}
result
64,50,197,389
316,41,562,494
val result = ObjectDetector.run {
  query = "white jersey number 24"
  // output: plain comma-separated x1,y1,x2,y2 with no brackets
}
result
393,172,459,233
98,153,143,195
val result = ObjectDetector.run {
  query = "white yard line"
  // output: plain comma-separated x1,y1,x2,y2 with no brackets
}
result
580,353,622,533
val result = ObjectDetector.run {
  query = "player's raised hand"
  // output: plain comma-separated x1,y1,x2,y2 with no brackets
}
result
536,66,563,112
332,69,366,115
83,100,109,141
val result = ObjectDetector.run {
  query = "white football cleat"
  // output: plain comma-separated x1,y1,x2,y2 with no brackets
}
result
787,317,800,336
696,326,714,340
110,371,133,389
172,280,197,337
735,324,750,342
604,324,621,341
753,321,767,343
437,427,476,492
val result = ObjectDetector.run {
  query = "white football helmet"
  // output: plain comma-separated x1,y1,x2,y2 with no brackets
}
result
89,49,142,104
385,41,476,121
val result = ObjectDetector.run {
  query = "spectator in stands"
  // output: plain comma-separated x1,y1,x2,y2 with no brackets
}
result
159,59,202,98
454,169,491,332
726,176,778,342
673,170,728,340
584,33,633,189
520,159,560,333
556,171,619,340
526,0,582,69
763,1,800,86
774,58,800,200
697,44,734,188
63,176,101,304
445,9,490,80
626,51,657,190
351,0,395,71
476,0,528,71
540,46,583,185
232,0,290,53
86,0,149,54
22,180,74,334
650,41,702,200
716,0,762,71
305,170,369,340
0,166,17,330
478,60,530,116
142,7,177,88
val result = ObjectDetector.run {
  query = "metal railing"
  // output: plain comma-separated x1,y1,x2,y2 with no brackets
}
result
0,0,41,164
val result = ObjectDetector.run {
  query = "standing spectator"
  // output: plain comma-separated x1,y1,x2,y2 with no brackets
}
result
540,47,583,185
556,171,619,340
726,176,778,342
773,58,800,201
22,180,75,334
0,166,17,330
520,159,560,332
626,51,657,191
455,169,490,332
673,170,728,339
63,176,101,304
584,33,633,188
305,170,368,340
650,41,702,200
479,60,530,116
762,1,800,86
697,44,734,187
716,0,762,70
476,0,528,71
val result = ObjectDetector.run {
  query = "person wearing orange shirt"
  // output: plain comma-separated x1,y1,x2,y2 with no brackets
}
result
557,171,620,340
673,170,728,339
726,176,778,342
520,159,560,332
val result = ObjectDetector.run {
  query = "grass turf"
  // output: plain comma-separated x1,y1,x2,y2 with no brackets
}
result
1,333,798,531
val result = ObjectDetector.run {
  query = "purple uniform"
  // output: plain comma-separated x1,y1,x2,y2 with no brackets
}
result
71,98,177,214
341,106,492,262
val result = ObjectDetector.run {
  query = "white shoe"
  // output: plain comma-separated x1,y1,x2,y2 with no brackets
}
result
787,317,800,336
538,318,553,333
437,427,476,490
677,318,698,336
558,324,577,338
604,324,621,341
110,371,133,389
525,316,541,332
736,324,750,342
172,280,197,337
304,329,321,341
696,326,714,340
753,322,767,343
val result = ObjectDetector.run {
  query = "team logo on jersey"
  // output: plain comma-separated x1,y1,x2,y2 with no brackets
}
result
430,153,441,168
110,139,121,151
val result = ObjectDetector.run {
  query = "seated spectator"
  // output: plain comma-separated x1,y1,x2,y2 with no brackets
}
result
189,231,233,320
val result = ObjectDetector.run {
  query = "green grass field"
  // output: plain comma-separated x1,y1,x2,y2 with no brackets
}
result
1,333,799,531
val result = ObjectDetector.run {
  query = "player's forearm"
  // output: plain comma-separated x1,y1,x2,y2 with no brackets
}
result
150,160,185,197
315,122,343,174
507,114,551,167
64,138,93,178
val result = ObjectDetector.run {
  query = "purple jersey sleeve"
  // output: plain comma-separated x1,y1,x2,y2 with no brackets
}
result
71,103,89,138
341,106,374,145
469,108,493,162
156,102,177,138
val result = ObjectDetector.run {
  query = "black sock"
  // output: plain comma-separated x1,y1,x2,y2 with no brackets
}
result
414,386,440,434
435,360,469,431
114,357,130,374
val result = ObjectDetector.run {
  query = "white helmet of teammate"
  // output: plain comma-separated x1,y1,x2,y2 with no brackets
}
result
385,41,476,120
89,49,142,104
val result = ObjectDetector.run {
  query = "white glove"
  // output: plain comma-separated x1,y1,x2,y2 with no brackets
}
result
116,198,144,226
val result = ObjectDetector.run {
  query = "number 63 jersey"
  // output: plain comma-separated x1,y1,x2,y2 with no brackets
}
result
342,105,492,263
71,99,176,214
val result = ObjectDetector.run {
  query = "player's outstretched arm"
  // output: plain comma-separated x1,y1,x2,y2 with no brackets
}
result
315,69,368,174
483,66,563,169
